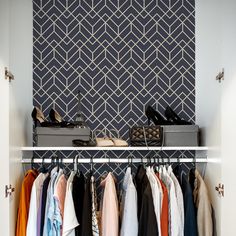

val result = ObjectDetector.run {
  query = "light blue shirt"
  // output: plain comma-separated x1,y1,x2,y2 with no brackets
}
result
120,167,138,236
52,170,64,236
43,167,58,236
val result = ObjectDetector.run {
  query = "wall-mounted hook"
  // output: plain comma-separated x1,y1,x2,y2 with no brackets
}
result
216,68,224,83
215,183,224,197
5,67,14,82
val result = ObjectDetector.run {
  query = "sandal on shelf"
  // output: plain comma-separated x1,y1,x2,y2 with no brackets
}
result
108,129,128,147
94,129,114,147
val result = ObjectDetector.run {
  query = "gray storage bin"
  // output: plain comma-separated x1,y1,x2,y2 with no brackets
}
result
162,125,199,146
35,127,90,147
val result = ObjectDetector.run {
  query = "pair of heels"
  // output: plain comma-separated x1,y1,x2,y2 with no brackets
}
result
31,107,75,128
145,105,192,125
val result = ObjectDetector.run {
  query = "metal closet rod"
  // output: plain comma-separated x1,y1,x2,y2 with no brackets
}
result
22,158,208,164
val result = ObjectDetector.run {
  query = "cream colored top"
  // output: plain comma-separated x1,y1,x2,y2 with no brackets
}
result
101,173,119,236
193,170,213,236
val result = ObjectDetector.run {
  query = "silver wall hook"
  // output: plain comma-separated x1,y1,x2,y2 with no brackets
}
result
216,68,224,83
5,67,14,82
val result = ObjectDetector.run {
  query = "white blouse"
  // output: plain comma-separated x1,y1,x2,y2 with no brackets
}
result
120,167,138,236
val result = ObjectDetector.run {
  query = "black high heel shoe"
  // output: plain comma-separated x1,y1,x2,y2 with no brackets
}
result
49,108,75,128
164,106,192,125
31,107,57,127
145,105,174,125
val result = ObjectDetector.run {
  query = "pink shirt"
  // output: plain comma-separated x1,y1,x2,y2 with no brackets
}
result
101,173,119,236
55,174,67,219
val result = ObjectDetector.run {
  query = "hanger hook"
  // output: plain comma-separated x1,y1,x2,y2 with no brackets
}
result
193,154,197,169
31,156,34,170
90,156,94,173
74,154,79,172
51,155,55,166
59,156,62,167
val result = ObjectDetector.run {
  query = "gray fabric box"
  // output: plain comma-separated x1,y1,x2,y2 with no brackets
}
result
162,125,199,146
35,127,90,147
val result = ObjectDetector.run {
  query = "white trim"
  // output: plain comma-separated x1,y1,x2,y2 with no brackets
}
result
21,146,208,151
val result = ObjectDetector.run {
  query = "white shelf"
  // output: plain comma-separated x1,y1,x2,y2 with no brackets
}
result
21,146,208,151
22,157,208,164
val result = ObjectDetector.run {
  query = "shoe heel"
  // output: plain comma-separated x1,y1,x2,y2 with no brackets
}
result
33,120,37,128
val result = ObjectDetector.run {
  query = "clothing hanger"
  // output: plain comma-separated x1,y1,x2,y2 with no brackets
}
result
193,154,197,170
31,156,35,170
128,153,134,173
41,156,48,173
141,154,144,165
154,153,158,173
149,154,153,167
146,153,152,168
128,154,131,167
73,156,76,172
152,153,156,169
161,154,167,174
55,155,60,172
189,155,197,190
168,153,171,167
59,156,63,170
73,154,80,174
48,155,54,172
154,150,161,172
90,156,94,175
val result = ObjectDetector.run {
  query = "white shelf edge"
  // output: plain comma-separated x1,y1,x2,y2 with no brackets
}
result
21,157,208,163
21,146,209,151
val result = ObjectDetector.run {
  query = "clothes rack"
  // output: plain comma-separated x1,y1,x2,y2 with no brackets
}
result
21,157,208,164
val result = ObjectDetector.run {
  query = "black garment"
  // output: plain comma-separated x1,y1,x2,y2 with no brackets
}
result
81,175,93,236
135,165,147,219
135,165,158,236
173,164,182,183
189,167,196,192
138,183,159,236
72,172,85,236
212,206,217,236
181,174,198,236
40,175,50,236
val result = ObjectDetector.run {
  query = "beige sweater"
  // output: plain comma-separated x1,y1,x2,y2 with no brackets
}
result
193,170,213,236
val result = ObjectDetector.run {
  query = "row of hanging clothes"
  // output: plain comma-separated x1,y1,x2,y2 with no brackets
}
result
16,155,214,236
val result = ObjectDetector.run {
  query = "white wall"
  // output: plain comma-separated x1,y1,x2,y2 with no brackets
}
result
220,0,236,235
195,0,222,235
9,0,33,234
196,0,236,235
0,0,10,235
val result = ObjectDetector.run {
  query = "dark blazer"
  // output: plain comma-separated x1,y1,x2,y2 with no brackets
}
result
81,174,93,236
72,172,85,236
179,169,198,236
135,165,159,236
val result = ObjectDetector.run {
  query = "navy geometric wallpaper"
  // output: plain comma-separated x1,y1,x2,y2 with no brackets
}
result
33,0,195,140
